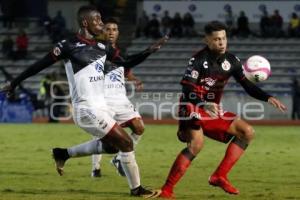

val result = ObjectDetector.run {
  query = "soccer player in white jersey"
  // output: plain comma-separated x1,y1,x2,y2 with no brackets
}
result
0,5,168,198
91,18,145,177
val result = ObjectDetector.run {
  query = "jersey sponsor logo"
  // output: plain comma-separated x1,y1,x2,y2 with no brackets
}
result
105,83,123,89
89,75,104,82
222,60,231,71
200,77,216,87
191,70,199,79
75,42,86,47
53,47,61,56
203,61,208,69
97,43,106,50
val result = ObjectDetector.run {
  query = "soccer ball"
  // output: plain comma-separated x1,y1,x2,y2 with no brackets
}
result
243,55,271,82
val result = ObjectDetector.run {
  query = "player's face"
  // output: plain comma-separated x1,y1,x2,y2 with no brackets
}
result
205,30,227,54
104,23,119,44
86,11,104,36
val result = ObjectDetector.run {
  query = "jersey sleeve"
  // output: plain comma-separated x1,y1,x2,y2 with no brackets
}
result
10,40,68,89
180,57,200,86
232,56,246,82
106,43,151,68
50,40,69,60
180,57,206,104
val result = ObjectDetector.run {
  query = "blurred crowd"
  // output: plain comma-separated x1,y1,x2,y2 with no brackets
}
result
224,7,300,38
135,10,197,38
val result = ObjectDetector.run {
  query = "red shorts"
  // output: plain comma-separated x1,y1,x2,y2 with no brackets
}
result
178,102,237,143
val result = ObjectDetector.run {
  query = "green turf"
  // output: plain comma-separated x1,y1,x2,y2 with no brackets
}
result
0,124,300,200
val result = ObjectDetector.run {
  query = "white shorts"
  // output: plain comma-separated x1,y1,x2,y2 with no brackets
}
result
73,106,116,139
108,101,141,127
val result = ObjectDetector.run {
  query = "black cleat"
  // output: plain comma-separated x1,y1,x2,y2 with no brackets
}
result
91,169,102,178
110,155,126,177
52,148,69,176
130,185,161,198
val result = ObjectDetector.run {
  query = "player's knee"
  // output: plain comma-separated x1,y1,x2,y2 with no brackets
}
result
131,119,144,135
118,136,134,152
243,125,255,142
189,137,204,155
102,142,119,154
133,124,144,135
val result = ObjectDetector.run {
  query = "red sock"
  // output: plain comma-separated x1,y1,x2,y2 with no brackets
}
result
162,148,194,194
214,141,246,177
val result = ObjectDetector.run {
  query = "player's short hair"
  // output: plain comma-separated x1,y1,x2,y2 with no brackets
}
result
77,5,99,27
204,21,227,35
104,17,119,25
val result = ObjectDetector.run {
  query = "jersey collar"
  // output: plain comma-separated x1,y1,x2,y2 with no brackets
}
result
206,47,226,64
76,34,97,45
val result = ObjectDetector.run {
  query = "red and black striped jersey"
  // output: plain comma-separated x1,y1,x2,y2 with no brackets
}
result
181,46,270,105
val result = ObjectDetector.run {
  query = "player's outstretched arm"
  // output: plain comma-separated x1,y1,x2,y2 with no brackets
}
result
267,96,287,112
110,35,169,68
239,78,286,112
0,53,57,95
147,35,169,53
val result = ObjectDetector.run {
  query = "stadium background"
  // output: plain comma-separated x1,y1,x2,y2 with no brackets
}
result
0,0,300,200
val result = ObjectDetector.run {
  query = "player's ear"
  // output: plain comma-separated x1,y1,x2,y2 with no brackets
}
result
82,19,88,27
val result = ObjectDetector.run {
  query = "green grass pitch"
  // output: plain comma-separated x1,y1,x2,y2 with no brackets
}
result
0,124,300,200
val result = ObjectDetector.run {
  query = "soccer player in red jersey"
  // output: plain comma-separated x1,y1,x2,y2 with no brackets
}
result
159,21,286,198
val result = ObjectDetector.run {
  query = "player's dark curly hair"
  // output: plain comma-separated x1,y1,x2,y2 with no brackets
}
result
77,5,98,27
204,21,228,35
104,17,120,25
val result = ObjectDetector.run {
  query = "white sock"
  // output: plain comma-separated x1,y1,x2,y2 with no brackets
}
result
119,151,140,189
130,133,142,146
92,154,102,170
68,139,103,157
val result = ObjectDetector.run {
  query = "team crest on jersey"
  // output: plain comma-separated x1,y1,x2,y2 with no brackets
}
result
95,63,103,73
191,70,199,79
109,73,118,82
221,60,231,71
97,43,106,50
53,47,61,56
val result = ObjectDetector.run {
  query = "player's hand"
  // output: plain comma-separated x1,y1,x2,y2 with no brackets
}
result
268,97,287,112
0,81,14,98
148,35,169,53
204,102,222,118
134,79,144,92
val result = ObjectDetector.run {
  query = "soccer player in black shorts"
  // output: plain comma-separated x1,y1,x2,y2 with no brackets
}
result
159,21,286,198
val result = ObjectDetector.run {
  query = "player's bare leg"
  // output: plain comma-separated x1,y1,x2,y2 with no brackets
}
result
103,125,160,198
160,128,204,198
209,118,254,195
52,124,159,198
112,118,145,177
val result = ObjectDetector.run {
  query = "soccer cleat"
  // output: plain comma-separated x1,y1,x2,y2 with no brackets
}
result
208,175,239,195
110,155,126,177
159,189,175,199
130,185,161,198
91,169,102,178
52,148,69,176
